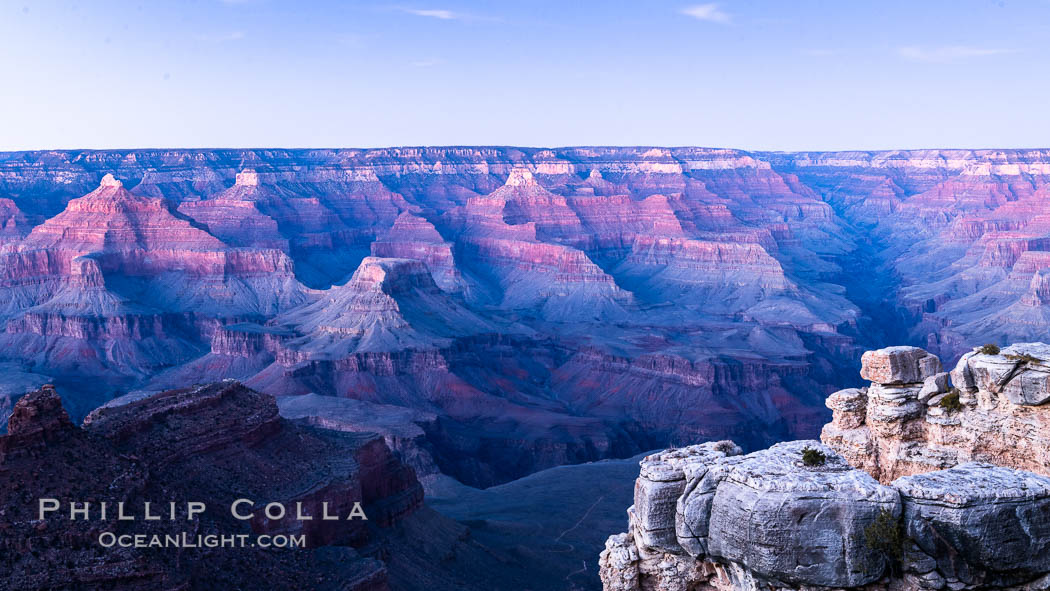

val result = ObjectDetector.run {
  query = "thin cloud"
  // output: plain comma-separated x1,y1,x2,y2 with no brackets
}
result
802,49,837,57
897,45,1014,63
395,7,497,22
404,8,457,19
680,4,731,24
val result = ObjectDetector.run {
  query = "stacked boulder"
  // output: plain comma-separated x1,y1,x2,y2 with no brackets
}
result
822,346,950,481
601,343,1050,591
826,343,1050,481
955,343,1050,406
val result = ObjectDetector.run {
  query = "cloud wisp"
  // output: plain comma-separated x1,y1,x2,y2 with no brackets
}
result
403,8,458,19
395,7,497,22
681,3,731,24
897,45,1014,63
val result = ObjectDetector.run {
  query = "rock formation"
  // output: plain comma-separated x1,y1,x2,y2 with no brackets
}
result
0,197,28,245
5,147,1050,490
0,173,308,395
600,343,1050,591
370,211,464,293
0,382,412,589
824,342,1050,482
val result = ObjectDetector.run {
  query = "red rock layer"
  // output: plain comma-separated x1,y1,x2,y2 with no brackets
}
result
0,175,308,383
0,197,28,246
369,211,464,293
6,147,1050,490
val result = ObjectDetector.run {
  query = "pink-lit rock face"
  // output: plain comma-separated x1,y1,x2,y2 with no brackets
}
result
24,174,224,252
0,174,308,390
4,147,1050,486
370,211,464,293
0,197,28,245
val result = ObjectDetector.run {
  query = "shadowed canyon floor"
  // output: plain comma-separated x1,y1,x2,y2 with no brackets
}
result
4,147,1050,490
427,453,651,590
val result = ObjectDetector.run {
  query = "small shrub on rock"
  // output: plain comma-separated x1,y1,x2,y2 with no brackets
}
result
801,446,826,467
865,509,905,564
939,389,963,413
978,343,1000,355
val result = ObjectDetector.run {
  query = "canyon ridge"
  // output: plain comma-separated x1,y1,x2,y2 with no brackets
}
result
2,146,1050,491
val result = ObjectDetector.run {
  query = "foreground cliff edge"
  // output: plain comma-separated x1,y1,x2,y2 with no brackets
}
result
601,343,1050,591
0,381,547,591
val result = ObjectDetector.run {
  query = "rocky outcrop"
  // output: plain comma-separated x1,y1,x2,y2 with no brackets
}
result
277,393,442,479
895,464,1050,587
824,342,1050,481
601,343,1050,591
0,384,73,456
370,212,464,293
631,442,743,554
601,442,909,591
270,256,492,355
695,441,899,587
0,381,426,590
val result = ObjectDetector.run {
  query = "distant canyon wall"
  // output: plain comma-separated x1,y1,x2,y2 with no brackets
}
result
2,147,1050,485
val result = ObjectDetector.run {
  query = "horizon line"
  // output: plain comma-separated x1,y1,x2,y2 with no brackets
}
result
2,144,1050,155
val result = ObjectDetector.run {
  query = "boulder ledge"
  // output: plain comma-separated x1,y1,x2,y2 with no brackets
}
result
601,343,1050,591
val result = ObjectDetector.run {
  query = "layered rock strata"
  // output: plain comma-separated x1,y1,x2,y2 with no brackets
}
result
824,342,1050,481
8,147,1050,494
601,343,1050,591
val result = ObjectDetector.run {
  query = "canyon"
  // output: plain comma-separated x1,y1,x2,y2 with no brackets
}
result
2,147,1050,490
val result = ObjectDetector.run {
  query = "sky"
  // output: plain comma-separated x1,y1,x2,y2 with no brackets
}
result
1,0,1048,151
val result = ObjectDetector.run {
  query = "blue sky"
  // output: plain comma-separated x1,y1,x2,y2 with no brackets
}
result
1,0,1047,151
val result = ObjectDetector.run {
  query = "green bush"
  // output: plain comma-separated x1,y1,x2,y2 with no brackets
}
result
978,343,1000,355
801,446,826,466
939,389,963,413
865,509,905,562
